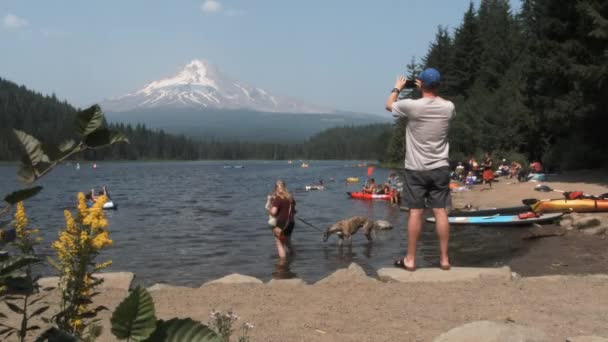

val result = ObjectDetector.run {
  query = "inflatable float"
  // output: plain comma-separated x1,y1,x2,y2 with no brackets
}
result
347,192,391,200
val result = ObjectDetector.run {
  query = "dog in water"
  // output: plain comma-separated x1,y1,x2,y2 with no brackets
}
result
323,216,375,244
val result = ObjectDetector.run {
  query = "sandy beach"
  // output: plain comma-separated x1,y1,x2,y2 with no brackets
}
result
3,170,608,341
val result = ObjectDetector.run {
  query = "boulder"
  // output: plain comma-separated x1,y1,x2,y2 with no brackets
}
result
267,278,307,286
202,274,263,286
433,321,548,342
315,263,376,284
521,226,566,240
559,218,573,229
147,283,191,292
378,266,512,283
573,216,602,229
566,337,608,342
581,225,607,236
38,272,134,291
374,220,393,230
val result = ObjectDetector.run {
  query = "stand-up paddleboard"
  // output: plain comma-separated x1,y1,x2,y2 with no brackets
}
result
347,192,392,200
426,212,563,226
449,205,531,217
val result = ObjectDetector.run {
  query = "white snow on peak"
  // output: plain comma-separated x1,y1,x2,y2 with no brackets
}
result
101,59,334,114
138,59,218,95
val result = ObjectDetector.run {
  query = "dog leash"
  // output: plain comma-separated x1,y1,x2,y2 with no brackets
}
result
295,216,324,232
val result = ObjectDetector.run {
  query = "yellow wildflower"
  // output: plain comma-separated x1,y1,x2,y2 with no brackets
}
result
14,202,28,237
64,210,78,235
77,192,88,218
90,231,112,250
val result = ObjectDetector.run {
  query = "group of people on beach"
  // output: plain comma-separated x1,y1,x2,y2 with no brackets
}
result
265,67,454,271
453,155,544,187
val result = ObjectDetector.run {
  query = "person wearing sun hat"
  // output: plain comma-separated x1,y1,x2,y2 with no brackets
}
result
385,67,456,272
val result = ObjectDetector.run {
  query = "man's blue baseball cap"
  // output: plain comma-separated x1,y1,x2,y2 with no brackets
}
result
418,68,441,87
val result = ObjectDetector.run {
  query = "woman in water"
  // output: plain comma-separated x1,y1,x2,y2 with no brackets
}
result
268,180,296,259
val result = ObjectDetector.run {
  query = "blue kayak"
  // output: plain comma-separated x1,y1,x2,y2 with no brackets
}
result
426,212,563,226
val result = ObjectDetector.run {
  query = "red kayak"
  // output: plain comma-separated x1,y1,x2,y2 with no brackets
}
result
347,192,392,200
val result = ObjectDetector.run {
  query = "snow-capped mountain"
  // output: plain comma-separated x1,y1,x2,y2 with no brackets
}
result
101,59,334,114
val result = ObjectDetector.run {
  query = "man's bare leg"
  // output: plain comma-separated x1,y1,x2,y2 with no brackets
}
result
404,209,424,268
432,208,450,268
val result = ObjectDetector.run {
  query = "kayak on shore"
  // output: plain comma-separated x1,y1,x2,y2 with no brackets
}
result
347,192,391,200
427,212,563,226
530,198,608,213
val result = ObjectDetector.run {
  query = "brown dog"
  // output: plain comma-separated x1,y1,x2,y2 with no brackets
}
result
323,216,375,244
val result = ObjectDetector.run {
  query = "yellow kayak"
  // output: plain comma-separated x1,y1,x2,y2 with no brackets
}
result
346,177,359,183
531,198,608,213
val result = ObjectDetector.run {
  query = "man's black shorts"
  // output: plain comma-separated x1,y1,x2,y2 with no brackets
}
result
403,166,451,209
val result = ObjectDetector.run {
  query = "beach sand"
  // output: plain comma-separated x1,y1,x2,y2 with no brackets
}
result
3,170,608,341
450,169,608,276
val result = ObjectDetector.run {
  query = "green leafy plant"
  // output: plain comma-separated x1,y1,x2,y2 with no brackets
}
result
0,104,128,341
110,285,221,341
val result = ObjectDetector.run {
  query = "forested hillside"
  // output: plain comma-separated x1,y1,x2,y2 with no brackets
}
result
385,0,608,170
0,78,390,161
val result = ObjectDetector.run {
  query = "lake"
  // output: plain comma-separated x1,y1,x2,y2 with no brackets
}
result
0,161,526,286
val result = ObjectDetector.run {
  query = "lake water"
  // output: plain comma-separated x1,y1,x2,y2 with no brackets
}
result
0,161,526,286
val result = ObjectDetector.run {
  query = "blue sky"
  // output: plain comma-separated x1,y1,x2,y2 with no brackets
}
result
0,0,521,115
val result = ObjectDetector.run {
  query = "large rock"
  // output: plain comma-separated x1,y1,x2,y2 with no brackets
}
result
522,226,566,239
147,283,192,292
573,216,602,229
38,272,134,291
567,337,608,342
433,321,548,342
315,263,376,284
581,225,607,236
267,278,307,286
378,266,512,283
202,273,263,286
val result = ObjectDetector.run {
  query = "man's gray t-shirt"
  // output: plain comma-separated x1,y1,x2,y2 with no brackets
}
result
392,97,455,171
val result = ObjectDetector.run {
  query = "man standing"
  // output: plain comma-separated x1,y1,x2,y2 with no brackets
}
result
385,68,455,271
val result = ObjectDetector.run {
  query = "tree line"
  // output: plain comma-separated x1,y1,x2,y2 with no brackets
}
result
384,0,608,171
0,77,390,161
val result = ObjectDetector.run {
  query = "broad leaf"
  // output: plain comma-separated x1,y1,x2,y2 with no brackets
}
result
29,306,49,318
76,105,105,136
13,130,50,166
58,139,76,153
4,186,43,205
5,301,24,314
0,255,41,279
111,286,157,341
84,128,129,148
145,318,221,342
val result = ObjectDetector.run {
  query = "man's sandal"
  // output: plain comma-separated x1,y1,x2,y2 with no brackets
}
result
394,258,416,272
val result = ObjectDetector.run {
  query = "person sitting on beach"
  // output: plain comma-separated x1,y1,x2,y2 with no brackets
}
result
268,180,296,259
509,161,522,179
455,162,465,181
530,160,543,174
465,171,477,185
363,178,376,194
498,159,510,176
